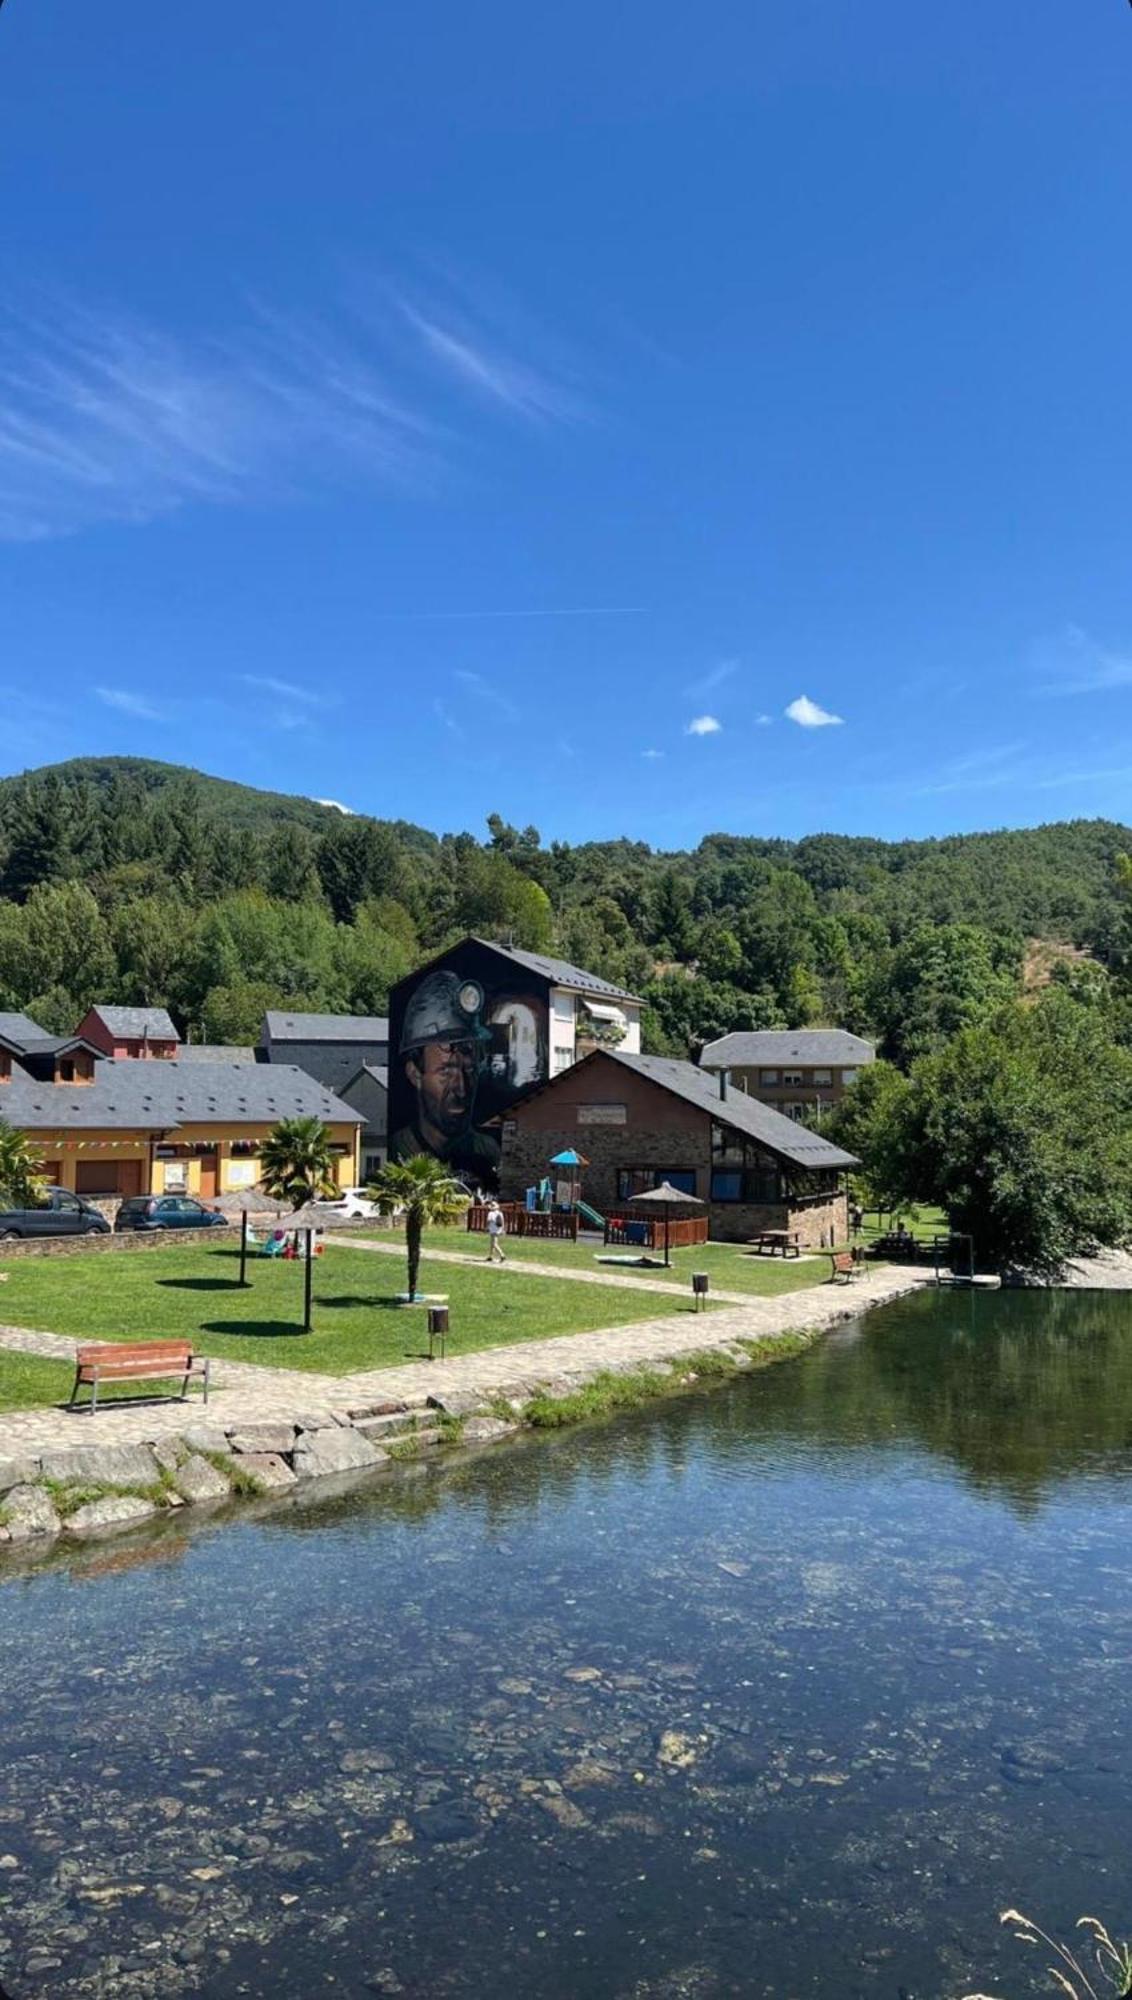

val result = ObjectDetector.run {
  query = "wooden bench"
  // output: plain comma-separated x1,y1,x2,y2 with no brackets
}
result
70,1341,210,1414
829,1252,862,1284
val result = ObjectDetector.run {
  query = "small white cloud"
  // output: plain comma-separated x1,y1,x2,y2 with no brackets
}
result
95,687,165,722
642,747,665,760
686,714,722,737
785,694,843,729
755,713,772,726
242,674,325,705
312,797,356,815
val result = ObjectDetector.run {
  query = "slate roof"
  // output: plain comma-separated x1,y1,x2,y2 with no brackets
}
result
340,1063,389,1094
0,1012,52,1051
262,1012,390,1043
2,1061,363,1131
177,1044,256,1064
87,1005,180,1041
471,940,641,1004
699,1029,875,1069
572,1049,859,1171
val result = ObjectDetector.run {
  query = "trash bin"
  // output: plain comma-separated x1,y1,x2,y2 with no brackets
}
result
427,1304,450,1358
691,1272,710,1311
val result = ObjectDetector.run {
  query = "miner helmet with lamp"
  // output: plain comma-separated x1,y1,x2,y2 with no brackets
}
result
392,971,500,1169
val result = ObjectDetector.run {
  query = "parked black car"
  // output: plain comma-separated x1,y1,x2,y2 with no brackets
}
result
115,1195,230,1233
0,1187,111,1240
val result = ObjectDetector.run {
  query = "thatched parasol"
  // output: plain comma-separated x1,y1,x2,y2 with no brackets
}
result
626,1181,705,1268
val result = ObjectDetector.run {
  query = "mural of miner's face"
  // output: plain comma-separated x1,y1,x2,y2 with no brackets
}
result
406,1037,479,1146
392,969,497,1167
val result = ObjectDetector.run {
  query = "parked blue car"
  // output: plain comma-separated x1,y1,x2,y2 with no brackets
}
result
115,1195,229,1233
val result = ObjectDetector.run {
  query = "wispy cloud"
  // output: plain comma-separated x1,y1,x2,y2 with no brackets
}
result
0,270,589,542
642,747,665,760
686,714,722,737
755,713,773,726
686,657,738,699
241,674,326,705
395,278,586,426
432,698,464,738
1038,624,1132,695
785,694,843,729
453,668,520,722
95,686,166,722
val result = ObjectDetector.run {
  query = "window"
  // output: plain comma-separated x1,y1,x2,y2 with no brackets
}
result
552,991,575,1021
759,1069,778,1085
710,1166,782,1203
577,1103,627,1126
59,1059,75,1082
812,1068,832,1086
841,1068,859,1086
783,1070,804,1087
553,1045,573,1074
616,1167,697,1200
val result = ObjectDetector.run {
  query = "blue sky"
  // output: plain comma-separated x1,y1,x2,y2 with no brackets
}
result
2,0,1131,847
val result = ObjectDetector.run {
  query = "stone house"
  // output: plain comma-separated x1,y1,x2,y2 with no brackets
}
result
697,1029,875,1122
499,1048,858,1247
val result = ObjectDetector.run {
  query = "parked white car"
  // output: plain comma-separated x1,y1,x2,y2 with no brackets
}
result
320,1187,380,1220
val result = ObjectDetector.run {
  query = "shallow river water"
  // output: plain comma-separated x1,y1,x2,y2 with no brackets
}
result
2,1287,1132,2000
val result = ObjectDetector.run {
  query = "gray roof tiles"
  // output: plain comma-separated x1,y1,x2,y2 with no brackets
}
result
699,1029,876,1069
0,1012,52,1051
599,1050,860,1170
176,1044,256,1064
87,1005,180,1041
262,1012,390,1043
474,940,641,1003
2,1060,362,1132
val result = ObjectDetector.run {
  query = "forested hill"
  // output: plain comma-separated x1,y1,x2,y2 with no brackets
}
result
0,756,1129,1063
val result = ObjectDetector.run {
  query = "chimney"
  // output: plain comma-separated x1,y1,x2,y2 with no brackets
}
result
718,1069,729,1100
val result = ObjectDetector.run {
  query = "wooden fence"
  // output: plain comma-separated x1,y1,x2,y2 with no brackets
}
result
603,1214,710,1251
465,1205,580,1241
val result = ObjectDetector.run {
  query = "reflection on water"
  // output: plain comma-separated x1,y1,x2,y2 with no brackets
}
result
1,1290,1131,1998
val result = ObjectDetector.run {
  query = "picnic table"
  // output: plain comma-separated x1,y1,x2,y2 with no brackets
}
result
749,1228,802,1259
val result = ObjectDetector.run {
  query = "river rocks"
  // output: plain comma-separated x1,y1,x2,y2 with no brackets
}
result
180,1424,231,1456
0,1455,41,1495
38,1442,160,1490
238,1453,298,1491
461,1415,518,1445
229,1424,297,1456
3,1484,60,1541
426,1390,488,1419
656,1730,700,1770
292,1427,384,1480
173,1454,232,1504
151,1435,185,1473
65,1494,156,1537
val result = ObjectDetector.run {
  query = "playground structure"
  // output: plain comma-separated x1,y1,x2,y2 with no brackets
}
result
466,1146,710,1256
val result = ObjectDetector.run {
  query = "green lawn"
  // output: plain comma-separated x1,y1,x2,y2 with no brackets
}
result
0,1244,710,1381
0,1349,77,1413
416,1226,840,1297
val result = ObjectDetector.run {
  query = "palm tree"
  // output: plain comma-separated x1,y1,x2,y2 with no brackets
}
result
258,1117,339,1210
0,1120,44,1208
368,1155,469,1301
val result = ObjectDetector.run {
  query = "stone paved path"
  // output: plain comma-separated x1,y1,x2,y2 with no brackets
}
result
331,1232,821,1306
0,1263,927,1460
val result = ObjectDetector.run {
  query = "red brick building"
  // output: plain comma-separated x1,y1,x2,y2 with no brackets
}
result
500,1049,857,1248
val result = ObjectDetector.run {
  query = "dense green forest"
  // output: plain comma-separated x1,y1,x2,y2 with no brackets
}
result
0,757,1129,1067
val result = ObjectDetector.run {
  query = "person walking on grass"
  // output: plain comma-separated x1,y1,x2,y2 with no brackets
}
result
485,1200,507,1263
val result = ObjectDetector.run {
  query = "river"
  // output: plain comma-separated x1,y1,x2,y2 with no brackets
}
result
1,1287,1130,1999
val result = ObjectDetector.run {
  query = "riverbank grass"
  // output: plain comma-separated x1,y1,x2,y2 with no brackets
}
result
524,1330,821,1429
0,1244,711,1383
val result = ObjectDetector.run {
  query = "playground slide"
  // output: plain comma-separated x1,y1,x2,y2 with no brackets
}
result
576,1199,605,1230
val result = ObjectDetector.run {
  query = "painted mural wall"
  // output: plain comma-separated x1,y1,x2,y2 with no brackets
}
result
388,942,550,1183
